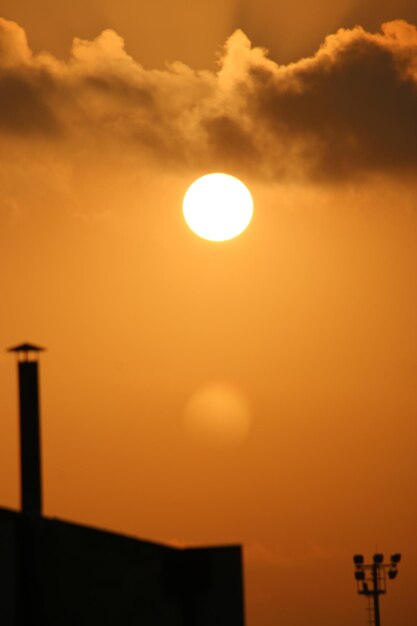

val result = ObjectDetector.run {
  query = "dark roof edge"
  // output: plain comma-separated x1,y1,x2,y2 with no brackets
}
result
0,506,242,552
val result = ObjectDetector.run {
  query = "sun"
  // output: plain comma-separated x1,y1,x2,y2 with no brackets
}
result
183,173,253,242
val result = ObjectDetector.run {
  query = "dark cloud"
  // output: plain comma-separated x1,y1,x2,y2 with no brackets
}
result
0,17,417,182
247,26,417,180
202,114,259,171
0,69,60,135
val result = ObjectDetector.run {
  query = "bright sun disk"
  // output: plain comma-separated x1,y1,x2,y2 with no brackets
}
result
183,173,253,241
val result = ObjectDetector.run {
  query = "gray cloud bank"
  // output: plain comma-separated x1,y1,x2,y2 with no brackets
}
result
1,17,417,182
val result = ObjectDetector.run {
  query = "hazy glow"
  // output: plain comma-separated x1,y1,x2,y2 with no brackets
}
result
183,173,253,241
183,382,251,445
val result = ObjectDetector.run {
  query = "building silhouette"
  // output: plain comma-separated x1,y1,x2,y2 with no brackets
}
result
0,344,245,625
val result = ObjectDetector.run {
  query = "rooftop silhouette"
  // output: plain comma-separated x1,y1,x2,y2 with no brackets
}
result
0,342,245,626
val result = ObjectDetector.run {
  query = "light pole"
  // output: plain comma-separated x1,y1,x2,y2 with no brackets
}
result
7,342,45,626
7,342,45,516
353,553,401,626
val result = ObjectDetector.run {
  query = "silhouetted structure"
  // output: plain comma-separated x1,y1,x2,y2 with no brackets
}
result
353,553,401,626
7,343,45,516
1,344,245,625
0,508,244,625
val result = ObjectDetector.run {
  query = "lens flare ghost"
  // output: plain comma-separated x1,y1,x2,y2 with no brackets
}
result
183,382,251,446
183,173,253,241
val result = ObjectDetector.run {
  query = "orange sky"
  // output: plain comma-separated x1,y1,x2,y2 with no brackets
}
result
1,3,417,625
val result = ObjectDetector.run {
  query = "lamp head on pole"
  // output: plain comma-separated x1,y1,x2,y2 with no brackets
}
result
7,343,46,362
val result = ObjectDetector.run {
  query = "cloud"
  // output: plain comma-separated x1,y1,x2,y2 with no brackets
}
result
247,21,417,180
0,16,417,182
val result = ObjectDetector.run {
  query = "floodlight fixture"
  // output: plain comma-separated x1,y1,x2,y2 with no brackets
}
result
353,552,402,626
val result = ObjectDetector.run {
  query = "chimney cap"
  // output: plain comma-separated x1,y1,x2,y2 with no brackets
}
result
7,342,46,354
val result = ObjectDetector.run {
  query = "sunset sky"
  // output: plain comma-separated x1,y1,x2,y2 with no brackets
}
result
1,1,417,624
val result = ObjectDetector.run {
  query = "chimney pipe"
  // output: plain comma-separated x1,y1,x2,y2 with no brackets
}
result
7,343,45,516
